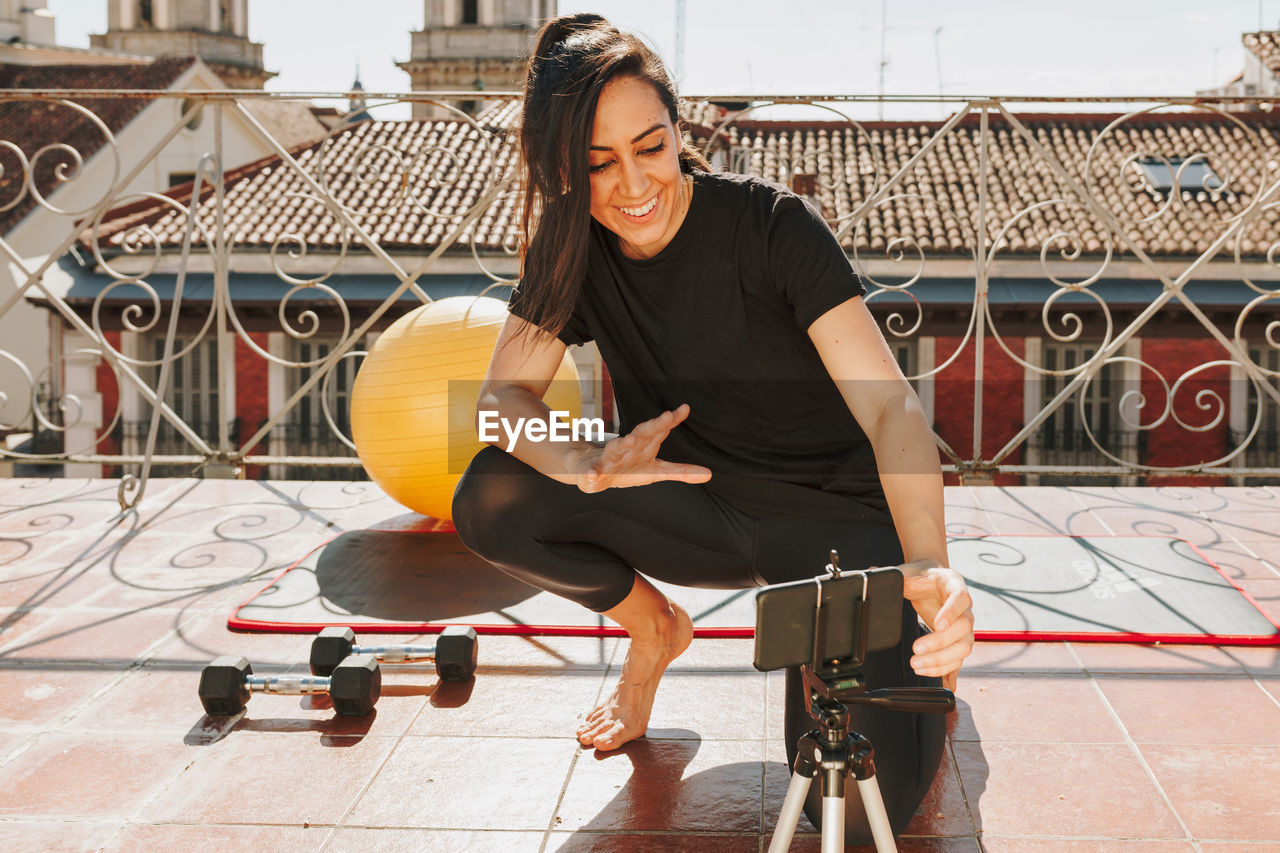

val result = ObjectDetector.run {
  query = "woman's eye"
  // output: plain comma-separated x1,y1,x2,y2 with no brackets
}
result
589,160,613,174
640,141,666,157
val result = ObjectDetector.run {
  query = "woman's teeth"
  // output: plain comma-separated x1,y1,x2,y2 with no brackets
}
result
620,196,658,217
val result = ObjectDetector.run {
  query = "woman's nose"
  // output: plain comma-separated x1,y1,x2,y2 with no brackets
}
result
617,155,649,198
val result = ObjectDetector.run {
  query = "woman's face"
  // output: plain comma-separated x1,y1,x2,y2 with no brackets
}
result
587,75,688,260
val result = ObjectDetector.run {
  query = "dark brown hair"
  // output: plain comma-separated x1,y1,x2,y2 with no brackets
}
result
513,13,709,342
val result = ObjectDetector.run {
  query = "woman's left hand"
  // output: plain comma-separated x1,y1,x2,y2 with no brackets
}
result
901,567,974,692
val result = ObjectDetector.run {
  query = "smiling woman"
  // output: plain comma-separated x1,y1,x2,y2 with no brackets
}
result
450,12,974,847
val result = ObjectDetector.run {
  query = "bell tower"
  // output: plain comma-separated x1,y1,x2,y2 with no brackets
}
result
398,0,556,117
90,0,274,88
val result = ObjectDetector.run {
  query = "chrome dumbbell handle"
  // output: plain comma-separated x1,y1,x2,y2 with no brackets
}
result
351,643,437,664
245,673,330,695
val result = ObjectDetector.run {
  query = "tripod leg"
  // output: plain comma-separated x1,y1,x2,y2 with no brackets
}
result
855,776,898,852
768,769,812,853
821,795,845,853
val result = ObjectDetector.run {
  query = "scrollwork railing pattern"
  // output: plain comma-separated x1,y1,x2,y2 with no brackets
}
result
1,89,1278,493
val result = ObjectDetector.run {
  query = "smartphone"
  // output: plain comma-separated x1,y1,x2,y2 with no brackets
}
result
752,567,904,672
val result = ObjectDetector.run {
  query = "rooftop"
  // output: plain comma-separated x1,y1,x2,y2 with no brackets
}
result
82,102,1280,261
3,477,1279,850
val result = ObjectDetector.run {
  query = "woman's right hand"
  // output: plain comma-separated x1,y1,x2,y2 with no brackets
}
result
574,403,713,493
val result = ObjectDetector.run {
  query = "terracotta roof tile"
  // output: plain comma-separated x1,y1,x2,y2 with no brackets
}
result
0,57,197,234
81,103,1280,261
1243,30,1280,78
239,99,328,151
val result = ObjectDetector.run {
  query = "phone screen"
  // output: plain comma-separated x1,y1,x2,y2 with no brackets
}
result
752,567,903,672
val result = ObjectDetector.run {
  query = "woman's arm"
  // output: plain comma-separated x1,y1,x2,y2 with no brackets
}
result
807,295,974,688
477,314,712,491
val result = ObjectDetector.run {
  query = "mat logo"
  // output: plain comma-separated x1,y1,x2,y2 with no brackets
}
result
1073,559,1163,599
477,411,607,452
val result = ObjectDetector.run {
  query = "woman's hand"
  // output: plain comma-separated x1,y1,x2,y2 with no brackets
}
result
901,566,974,692
574,403,713,493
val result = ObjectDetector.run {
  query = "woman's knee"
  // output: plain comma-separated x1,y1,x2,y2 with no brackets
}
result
451,446,537,555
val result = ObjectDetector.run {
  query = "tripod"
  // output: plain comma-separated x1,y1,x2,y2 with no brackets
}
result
768,664,954,852
762,553,954,852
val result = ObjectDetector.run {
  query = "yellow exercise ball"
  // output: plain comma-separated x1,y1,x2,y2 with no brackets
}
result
350,295,583,521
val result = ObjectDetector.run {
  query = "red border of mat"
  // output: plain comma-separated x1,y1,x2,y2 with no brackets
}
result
228,532,1280,645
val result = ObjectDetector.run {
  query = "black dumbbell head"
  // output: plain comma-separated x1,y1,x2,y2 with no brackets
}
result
435,625,478,681
328,654,381,716
199,655,252,716
310,626,357,677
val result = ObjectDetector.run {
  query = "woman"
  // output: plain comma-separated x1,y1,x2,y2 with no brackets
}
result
451,12,974,842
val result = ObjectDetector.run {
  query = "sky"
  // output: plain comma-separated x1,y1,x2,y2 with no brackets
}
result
45,0,1280,120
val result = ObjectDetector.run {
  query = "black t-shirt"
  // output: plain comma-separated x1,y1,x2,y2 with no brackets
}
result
510,171,890,521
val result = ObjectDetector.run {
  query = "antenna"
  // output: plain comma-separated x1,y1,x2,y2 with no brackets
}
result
675,0,686,81
877,0,888,120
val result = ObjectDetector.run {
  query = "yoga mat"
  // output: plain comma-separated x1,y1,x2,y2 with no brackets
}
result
229,524,1280,645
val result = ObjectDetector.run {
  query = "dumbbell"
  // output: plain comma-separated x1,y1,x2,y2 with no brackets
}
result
310,625,478,682
199,654,381,717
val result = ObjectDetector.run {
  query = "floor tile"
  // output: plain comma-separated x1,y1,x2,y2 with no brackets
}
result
951,673,1123,743
1235,579,1280,624
346,735,576,829
0,607,67,653
786,835,981,852
639,670,766,741
973,488,1108,536
1223,645,1280,676
951,741,1183,838
1085,507,1224,545
103,824,328,852
325,828,544,852
978,840,1195,851
0,732,191,819
961,642,1082,673
1141,743,1280,841
667,637,757,671
139,732,395,825
0,820,124,853
0,665,125,730
555,738,763,833
0,548,108,607
407,669,604,738
0,607,193,665
145,610,310,668
545,833,761,852
475,634,617,671
1095,675,1280,745
1070,642,1245,674
1208,510,1280,542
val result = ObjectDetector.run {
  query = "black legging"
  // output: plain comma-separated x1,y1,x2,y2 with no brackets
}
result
451,445,946,843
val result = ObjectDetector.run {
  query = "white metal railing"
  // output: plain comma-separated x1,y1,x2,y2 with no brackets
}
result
1,88,1278,507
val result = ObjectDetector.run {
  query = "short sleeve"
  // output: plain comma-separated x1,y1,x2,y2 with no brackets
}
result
506,283,593,347
765,193,866,331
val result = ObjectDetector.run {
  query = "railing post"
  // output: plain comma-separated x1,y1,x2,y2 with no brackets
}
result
208,100,240,479
966,103,992,486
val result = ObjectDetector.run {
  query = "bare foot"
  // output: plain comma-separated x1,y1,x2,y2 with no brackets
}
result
577,602,693,751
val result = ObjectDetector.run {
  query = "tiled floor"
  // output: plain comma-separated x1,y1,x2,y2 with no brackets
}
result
1,478,1279,852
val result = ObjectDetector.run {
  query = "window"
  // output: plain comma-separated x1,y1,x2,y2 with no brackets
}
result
117,335,233,477
1135,156,1224,195
168,171,196,187
282,337,368,480
1239,345,1280,477
138,0,153,27
1033,342,1140,484
461,0,478,25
